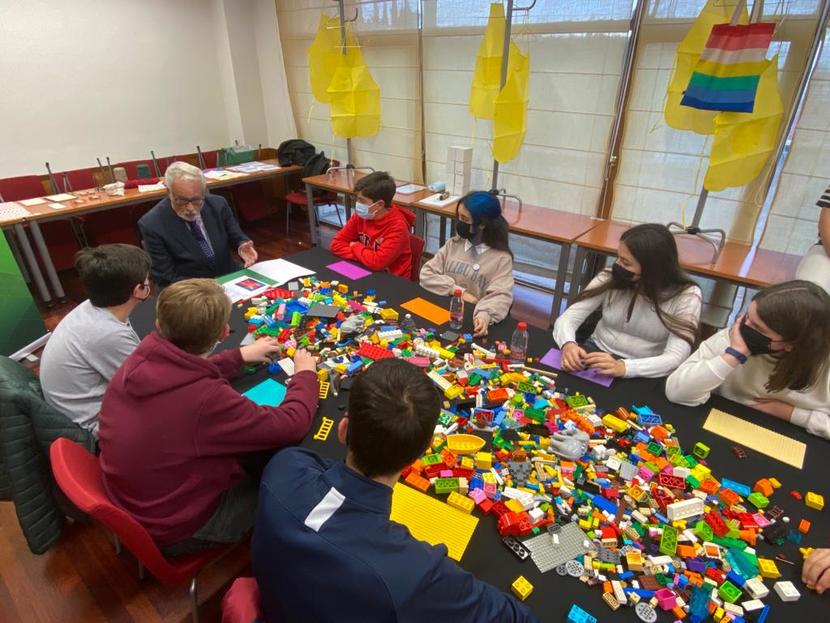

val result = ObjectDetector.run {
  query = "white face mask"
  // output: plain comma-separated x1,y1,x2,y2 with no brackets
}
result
355,201,374,219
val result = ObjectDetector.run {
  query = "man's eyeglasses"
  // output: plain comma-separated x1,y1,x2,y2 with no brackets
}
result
172,195,205,207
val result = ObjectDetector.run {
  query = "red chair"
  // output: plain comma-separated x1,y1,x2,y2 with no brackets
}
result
409,234,425,282
57,167,98,192
201,149,219,169
117,159,157,179
50,438,227,623
221,577,265,623
284,160,341,233
226,181,272,223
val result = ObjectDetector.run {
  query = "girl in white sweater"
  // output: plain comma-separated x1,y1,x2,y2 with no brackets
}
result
553,224,702,378
420,191,514,337
666,281,830,440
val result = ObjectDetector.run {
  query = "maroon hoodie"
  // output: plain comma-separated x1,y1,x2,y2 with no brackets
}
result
98,331,319,546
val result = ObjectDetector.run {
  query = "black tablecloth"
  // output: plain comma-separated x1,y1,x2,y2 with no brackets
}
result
131,247,830,621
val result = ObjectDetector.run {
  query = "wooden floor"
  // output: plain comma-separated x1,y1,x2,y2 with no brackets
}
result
3,205,555,623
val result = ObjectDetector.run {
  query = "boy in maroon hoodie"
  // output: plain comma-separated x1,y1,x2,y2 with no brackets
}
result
98,278,319,556
329,171,415,278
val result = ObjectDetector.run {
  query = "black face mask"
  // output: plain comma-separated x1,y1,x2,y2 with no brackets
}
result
739,317,773,355
456,221,476,240
611,262,637,285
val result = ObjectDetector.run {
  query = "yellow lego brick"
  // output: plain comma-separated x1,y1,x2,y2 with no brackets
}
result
317,368,329,382
505,499,525,514
334,363,347,375
286,347,296,357
768,477,781,489
806,492,825,510
628,484,647,503
475,452,492,470
380,308,399,321
437,347,455,360
626,551,644,572
511,576,533,601
758,558,780,579
447,491,475,514
444,384,465,400
602,414,629,433
460,456,474,469
337,283,349,293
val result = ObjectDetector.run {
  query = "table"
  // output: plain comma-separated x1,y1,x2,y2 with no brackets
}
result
129,247,829,622
301,170,434,246
1,160,301,305
303,170,601,325
569,220,802,305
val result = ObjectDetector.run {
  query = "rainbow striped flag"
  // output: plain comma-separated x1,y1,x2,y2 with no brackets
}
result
681,22,775,113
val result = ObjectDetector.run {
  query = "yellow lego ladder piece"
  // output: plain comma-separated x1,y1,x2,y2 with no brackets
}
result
313,417,334,441
319,381,330,400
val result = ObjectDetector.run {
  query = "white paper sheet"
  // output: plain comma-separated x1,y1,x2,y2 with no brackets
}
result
19,198,46,206
44,193,75,202
248,258,315,286
396,183,426,195
138,183,166,192
48,202,68,209
222,274,272,303
0,202,30,220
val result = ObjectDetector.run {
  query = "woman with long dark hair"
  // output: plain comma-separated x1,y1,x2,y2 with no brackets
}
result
553,223,702,378
420,191,513,336
666,280,830,439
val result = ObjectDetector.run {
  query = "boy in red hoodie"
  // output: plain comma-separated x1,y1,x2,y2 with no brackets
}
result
98,278,319,556
330,171,414,278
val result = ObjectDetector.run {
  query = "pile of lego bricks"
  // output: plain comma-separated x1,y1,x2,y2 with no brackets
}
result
399,353,824,622
241,276,487,389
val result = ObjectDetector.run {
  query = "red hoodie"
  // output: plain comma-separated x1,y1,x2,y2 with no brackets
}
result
98,331,319,546
329,205,415,278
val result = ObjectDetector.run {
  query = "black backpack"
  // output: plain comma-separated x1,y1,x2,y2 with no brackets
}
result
301,152,333,196
276,139,316,166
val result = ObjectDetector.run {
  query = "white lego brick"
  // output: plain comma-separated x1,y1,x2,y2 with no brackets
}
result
744,578,769,599
773,581,800,602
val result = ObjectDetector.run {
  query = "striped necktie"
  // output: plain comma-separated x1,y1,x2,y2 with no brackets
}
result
186,219,215,259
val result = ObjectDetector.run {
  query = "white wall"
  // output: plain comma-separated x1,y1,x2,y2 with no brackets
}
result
0,0,295,178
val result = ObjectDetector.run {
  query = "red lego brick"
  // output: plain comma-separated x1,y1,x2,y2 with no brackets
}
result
357,342,395,360
657,473,686,490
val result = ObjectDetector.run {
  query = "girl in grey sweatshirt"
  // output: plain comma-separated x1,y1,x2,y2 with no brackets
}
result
420,191,514,336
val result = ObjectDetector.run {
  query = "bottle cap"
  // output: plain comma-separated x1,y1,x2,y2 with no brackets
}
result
517,322,527,330
453,288,463,296
405,313,412,319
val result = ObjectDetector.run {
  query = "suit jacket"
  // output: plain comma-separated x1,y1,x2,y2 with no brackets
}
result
139,194,250,287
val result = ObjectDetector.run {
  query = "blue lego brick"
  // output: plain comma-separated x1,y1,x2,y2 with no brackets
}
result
638,412,663,426
757,605,770,623
630,589,655,599
591,494,618,515
726,571,745,587
720,478,751,497
566,604,597,623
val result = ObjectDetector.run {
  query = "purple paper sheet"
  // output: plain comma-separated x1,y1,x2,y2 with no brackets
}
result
327,260,372,280
539,348,615,387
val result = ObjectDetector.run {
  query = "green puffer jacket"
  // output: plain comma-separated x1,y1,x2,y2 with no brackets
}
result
0,356,96,554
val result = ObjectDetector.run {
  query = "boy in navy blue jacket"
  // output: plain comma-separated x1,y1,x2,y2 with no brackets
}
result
252,358,539,623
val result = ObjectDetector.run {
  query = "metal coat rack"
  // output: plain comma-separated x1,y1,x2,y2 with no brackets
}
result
334,0,359,168
489,0,536,192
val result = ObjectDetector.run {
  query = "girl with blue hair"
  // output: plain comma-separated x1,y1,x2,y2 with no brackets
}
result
420,191,514,336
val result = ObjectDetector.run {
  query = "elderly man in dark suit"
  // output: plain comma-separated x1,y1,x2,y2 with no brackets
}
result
139,161,258,287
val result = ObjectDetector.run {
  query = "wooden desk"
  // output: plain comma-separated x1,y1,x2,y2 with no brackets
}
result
570,219,801,305
1,160,301,305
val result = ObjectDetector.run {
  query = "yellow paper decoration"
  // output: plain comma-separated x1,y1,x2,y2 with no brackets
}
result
664,0,748,134
492,46,529,163
308,14,344,104
327,44,381,138
470,3,509,120
704,57,783,191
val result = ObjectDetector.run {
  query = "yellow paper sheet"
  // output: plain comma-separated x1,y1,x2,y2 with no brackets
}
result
401,297,451,326
703,408,806,469
390,483,478,561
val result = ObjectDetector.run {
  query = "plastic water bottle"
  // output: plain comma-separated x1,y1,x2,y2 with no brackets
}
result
400,313,417,335
449,288,464,330
510,321,529,362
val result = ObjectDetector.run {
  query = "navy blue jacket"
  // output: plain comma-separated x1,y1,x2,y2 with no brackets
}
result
138,194,250,287
252,447,539,623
